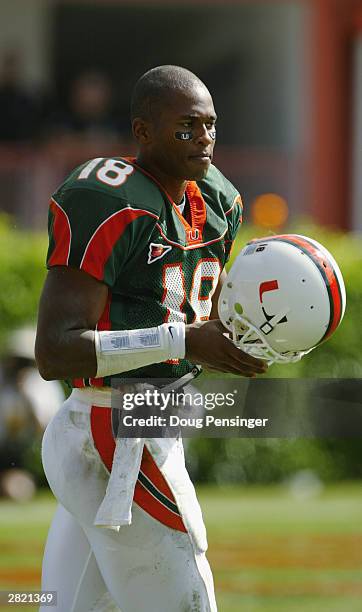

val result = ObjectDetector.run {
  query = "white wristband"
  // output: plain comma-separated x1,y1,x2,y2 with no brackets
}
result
94,322,185,378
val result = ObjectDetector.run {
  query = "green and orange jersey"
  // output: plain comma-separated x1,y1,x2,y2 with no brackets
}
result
47,156,242,388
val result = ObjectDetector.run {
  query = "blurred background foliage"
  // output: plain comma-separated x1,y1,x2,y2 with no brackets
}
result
0,215,47,351
2,214,362,486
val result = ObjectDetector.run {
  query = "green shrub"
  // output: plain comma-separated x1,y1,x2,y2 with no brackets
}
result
0,215,47,350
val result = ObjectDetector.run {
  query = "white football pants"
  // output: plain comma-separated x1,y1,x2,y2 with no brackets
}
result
40,389,217,612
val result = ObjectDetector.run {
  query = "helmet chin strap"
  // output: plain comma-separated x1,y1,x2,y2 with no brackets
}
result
230,313,311,364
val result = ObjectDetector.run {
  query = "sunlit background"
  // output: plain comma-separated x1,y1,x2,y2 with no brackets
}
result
1,1,362,611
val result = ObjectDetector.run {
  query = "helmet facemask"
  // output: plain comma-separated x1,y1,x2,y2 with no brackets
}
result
228,312,310,364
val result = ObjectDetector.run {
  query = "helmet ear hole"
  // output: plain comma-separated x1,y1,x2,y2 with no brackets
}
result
234,302,243,315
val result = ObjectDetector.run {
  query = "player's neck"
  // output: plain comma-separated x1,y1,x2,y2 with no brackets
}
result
135,155,187,205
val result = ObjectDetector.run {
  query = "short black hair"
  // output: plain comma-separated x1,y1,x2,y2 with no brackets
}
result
130,65,207,122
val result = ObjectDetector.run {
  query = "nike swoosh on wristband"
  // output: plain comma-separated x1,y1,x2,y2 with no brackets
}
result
168,326,175,340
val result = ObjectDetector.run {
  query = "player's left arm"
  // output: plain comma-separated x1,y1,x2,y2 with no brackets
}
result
210,269,227,319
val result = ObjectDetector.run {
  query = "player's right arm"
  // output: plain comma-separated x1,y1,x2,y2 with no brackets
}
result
36,268,266,380
35,266,106,380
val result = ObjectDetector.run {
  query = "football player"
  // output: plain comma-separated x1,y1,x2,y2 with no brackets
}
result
35,65,267,612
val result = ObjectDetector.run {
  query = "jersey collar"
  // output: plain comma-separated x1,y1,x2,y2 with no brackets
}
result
123,157,207,246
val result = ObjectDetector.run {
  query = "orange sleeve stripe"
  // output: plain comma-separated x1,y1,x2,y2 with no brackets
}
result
80,208,153,281
48,199,72,267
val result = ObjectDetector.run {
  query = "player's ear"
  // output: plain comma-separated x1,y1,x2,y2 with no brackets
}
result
132,118,153,144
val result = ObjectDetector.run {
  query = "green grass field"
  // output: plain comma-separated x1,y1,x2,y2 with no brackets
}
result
0,484,362,611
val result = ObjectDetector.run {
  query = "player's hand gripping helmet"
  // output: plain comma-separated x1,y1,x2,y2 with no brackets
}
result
218,235,346,364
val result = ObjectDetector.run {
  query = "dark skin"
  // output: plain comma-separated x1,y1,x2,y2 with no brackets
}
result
134,84,217,203
35,83,268,380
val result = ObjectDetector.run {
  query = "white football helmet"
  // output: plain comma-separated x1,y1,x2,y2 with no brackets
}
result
218,234,346,364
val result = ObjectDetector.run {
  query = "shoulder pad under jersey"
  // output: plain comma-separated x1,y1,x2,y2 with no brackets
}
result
55,156,168,218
